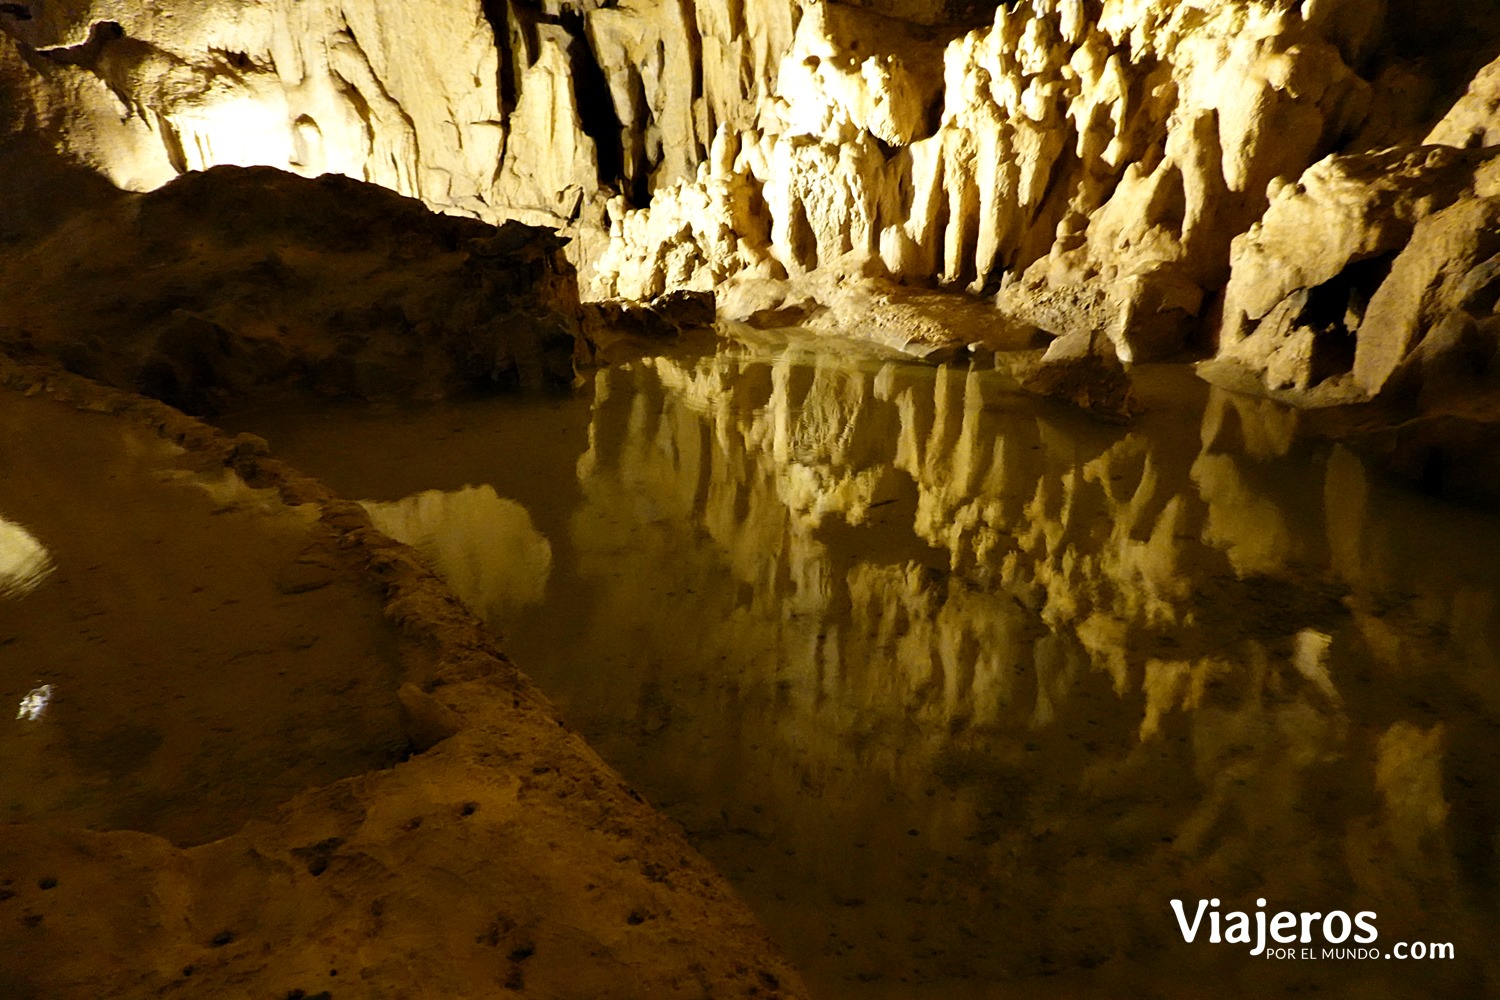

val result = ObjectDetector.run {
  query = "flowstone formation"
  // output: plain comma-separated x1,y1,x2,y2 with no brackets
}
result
5,0,1500,411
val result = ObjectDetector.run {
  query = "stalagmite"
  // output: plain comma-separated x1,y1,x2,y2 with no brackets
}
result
5,0,1500,410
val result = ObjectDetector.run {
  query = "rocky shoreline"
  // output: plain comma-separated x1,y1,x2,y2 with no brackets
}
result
0,355,810,1000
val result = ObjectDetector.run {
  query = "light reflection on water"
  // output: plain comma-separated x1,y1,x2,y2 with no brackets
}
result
361,484,552,621
0,391,408,845
265,338,1499,999
16,683,53,721
0,514,54,599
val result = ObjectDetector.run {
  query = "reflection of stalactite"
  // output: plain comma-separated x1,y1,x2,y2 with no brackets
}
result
574,340,1500,895
362,484,551,625
525,339,1500,981
581,347,1500,743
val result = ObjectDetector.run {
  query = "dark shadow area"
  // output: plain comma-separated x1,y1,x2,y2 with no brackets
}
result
1303,251,1399,385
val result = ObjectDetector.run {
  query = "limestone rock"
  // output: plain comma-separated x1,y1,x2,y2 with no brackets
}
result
1355,194,1500,396
492,29,599,225
7,0,1500,401
594,128,782,302
0,0,508,216
0,165,583,411
1424,54,1500,149
595,0,1383,362
1210,145,1500,403
581,290,719,359
584,0,715,193
1018,326,1139,420
717,251,1041,358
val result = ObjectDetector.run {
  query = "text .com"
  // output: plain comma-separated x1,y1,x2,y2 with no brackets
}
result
1171,899,1455,961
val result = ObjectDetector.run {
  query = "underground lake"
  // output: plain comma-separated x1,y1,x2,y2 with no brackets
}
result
205,328,1500,999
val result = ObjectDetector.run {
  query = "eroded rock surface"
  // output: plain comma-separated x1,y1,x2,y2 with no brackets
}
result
0,165,582,412
593,0,1500,364
1210,145,1500,404
0,0,508,213
6,1,1500,376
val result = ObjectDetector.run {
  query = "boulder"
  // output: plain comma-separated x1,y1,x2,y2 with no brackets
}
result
0,165,584,411
1424,52,1500,149
1209,145,1500,404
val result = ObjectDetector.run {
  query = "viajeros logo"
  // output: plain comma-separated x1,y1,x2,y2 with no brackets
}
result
1171,898,1455,961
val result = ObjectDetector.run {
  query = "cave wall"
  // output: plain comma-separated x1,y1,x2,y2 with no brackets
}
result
4,0,1500,401
0,0,506,206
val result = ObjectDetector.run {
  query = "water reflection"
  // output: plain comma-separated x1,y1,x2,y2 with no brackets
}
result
16,684,53,722
0,390,407,845
362,484,552,622
0,515,53,598
350,341,1500,997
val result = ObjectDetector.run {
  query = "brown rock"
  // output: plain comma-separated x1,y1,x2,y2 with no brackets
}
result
0,166,584,411
1214,146,1500,403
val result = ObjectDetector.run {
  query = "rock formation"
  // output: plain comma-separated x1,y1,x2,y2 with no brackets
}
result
0,165,582,412
3,4,1499,987
0,0,507,211
586,0,1500,385
1209,142,1500,405
6,0,1500,406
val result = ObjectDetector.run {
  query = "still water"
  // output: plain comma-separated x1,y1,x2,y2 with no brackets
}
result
0,391,405,845
233,331,1500,999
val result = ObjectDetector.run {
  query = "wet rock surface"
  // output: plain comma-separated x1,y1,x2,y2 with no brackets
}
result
0,166,582,413
581,289,720,357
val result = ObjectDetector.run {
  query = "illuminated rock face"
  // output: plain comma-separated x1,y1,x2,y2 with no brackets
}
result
4,0,1500,395
1214,145,1500,404
0,0,506,209
593,0,1499,371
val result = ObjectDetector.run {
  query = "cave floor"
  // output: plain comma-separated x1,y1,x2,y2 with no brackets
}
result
224,331,1500,999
